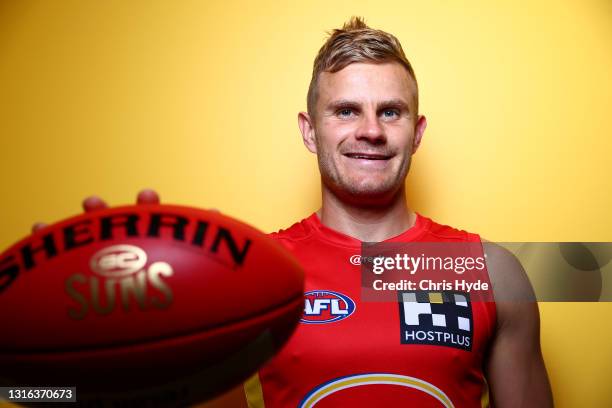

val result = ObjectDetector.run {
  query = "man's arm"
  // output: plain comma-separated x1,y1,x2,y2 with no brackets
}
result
482,242,554,407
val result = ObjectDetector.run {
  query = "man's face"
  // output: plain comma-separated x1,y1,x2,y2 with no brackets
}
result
299,62,426,203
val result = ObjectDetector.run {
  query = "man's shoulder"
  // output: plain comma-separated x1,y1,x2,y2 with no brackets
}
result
418,213,481,243
267,213,316,242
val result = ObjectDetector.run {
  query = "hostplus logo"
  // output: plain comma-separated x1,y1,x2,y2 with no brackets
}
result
398,291,473,351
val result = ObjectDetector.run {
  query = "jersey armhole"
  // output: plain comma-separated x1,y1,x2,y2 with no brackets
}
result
469,233,498,344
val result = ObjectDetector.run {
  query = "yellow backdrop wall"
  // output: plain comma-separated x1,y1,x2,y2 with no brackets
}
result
1,1,610,406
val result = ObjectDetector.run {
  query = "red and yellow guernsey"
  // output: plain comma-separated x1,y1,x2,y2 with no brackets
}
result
244,213,496,408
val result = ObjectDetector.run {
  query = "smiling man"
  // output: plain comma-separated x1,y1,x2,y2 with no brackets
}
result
243,17,554,407
56,16,553,408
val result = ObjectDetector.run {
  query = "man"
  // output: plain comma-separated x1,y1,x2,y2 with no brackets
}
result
240,17,553,407
49,17,552,407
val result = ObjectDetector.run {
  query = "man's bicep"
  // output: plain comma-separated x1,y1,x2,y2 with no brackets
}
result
482,241,553,407
485,300,553,407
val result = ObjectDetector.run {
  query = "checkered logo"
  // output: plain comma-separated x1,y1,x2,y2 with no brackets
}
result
398,291,473,351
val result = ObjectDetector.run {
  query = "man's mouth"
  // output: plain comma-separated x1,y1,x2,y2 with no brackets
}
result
343,152,393,160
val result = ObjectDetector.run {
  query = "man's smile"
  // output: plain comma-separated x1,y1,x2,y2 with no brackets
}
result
343,152,394,160
341,152,395,170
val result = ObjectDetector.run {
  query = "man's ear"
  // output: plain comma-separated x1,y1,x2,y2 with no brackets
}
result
298,112,317,154
412,115,427,154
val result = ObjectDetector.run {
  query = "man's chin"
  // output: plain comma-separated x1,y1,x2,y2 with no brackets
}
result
337,181,402,204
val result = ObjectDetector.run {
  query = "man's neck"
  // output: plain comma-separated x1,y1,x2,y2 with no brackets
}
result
317,186,415,242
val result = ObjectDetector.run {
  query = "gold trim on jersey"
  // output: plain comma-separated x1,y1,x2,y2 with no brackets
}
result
298,373,454,408
244,372,265,408
481,376,490,408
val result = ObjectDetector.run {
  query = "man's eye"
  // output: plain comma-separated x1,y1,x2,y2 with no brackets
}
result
338,109,354,117
382,109,399,118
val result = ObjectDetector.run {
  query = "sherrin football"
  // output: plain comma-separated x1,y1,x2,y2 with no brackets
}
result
0,204,304,406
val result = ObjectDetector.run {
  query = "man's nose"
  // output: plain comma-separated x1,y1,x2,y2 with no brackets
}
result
355,111,385,144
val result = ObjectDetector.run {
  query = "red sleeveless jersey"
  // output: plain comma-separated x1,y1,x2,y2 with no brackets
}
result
244,213,496,408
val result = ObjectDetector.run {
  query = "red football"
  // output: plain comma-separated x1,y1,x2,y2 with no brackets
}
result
0,204,304,405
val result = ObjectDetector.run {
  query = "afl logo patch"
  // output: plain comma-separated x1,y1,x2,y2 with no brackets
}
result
301,290,356,324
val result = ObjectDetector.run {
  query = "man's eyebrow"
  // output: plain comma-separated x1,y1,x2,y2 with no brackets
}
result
325,98,411,112
377,99,410,111
325,99,361,111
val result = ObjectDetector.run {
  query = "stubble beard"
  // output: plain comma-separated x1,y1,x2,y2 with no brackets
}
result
317,148,411,204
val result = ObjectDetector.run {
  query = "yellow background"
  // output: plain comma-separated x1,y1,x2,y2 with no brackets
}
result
1,0,611,406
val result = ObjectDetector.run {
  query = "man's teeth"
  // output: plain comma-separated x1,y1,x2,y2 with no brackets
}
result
347,154,387,160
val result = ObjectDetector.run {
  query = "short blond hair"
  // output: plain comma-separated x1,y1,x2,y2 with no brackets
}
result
307,16,418,117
